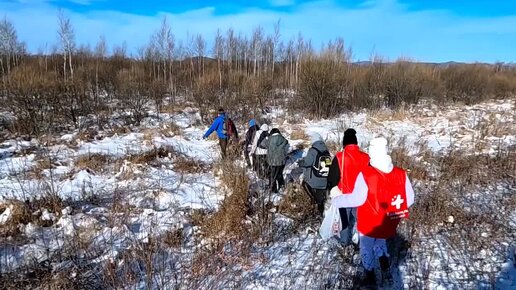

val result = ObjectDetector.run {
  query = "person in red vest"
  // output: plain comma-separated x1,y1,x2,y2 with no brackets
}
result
330,137,415,287
327,129,370,245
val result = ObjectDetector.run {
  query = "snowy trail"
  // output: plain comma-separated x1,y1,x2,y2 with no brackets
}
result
0,100,514,289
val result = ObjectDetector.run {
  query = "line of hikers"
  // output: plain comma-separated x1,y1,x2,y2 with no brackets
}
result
203,108,289,193
300,129,415,287
203,109,415,288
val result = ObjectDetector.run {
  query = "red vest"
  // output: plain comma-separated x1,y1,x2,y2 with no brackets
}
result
335,145,370,194
357,166,409,239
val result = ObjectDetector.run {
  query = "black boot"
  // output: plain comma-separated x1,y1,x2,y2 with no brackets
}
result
379,256,393,286
361,270,376,288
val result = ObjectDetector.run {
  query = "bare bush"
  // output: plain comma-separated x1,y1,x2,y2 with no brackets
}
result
201,160,251,240
278,183,317,230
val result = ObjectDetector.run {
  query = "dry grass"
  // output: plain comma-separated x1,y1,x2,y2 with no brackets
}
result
163,228,183,248
200,160,250,240
27,157,57,180
278,183,318,229
126,146,176,165
0,199,32,238
173,155,210,174
141,124,182,141
0,192,65,239
326,139,341,153
74,153,111,173
189,208,209,227
391,147,430,181
75,128,100,142
400,143,515,244
289,127,309,141
370,104,411,122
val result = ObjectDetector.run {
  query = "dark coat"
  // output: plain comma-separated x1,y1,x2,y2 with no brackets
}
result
244,124,260,152
265,133,289,166
298,140,329,190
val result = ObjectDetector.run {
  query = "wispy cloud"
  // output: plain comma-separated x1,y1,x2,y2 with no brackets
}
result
1,0,515,62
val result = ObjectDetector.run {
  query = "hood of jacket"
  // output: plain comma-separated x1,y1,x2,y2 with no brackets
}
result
269,133,287,147
312,140,328,152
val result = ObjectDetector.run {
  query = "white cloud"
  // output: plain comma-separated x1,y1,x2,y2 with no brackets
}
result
1,0,515,62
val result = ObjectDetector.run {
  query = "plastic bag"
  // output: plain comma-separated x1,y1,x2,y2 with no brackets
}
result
319,205,342,241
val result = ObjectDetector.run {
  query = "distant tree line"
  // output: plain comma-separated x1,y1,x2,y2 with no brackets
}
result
1,15,515,137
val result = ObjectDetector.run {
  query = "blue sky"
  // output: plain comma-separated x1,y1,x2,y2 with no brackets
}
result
1,0,515,62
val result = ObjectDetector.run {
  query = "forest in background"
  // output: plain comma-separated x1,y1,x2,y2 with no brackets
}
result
1,15,516,137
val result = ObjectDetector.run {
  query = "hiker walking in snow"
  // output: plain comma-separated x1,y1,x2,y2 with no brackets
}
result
250,123,270,178
327,128,370,246
330,137,415,287
244,119,260,169
297,133,331,216
263,128,289,193
202,108,238,159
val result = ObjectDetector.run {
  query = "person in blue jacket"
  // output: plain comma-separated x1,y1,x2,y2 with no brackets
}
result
203,108,237,158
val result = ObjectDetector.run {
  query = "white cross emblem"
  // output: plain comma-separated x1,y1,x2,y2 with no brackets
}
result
391,194,404,210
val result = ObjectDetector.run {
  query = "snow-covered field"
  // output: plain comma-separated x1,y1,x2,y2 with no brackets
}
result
0,99,514,289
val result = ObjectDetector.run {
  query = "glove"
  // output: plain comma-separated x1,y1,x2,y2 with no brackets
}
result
329,186,342,199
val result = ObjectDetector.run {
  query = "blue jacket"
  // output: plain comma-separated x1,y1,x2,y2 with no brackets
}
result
203,114,227,139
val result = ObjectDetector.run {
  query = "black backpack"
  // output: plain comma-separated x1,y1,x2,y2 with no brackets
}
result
312,147,332,178
257,131,269,149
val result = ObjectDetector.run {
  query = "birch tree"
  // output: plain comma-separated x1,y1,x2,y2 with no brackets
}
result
57,11,75,80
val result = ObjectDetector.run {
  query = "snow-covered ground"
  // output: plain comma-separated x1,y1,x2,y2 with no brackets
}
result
0,99,514,289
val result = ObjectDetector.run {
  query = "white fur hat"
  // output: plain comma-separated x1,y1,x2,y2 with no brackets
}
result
369,137,393,173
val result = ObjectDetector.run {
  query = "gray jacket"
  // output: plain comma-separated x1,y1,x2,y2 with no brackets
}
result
265,133,289,166
298,140,329,190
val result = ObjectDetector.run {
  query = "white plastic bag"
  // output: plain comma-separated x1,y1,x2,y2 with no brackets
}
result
319,205,342,241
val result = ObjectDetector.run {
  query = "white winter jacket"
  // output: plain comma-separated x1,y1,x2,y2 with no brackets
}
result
251,124,269,156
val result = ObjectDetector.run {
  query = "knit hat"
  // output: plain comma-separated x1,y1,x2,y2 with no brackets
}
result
249,119,256,127
368,137,393,173
342,128,358,147
270,128,280,135
260,124,269,131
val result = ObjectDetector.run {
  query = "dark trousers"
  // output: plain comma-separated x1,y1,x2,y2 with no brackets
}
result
244,150,252,168
269,165,285,193
339,207,357,245
256,155,269,179
302,181,327,216
219,138,228,159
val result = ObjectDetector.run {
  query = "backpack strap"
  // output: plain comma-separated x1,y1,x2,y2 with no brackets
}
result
339,148,345,185
312,146,330,171
337,148,346,184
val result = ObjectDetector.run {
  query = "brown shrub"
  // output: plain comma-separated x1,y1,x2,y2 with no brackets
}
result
200,160,250,240
163,228,183,248
405,146,515,244
278,183,317,229
189,208,209,227
390,146,430,181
